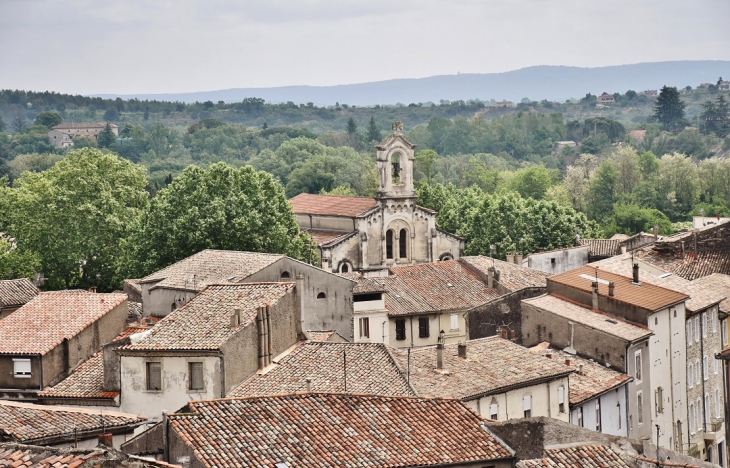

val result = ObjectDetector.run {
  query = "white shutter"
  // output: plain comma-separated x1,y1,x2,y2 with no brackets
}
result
13,359,31,377
523,395,532,411
450,314,459,331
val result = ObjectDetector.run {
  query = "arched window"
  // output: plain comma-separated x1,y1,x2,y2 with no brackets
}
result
317,292,326,299
391,152,401,183
280,271,291,280
399,229,407,258
341,263,349,273
386,230,394,259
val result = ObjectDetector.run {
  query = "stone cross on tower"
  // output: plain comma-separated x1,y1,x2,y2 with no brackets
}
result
392,121,404,134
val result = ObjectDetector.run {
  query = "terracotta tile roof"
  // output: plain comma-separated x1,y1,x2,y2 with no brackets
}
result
520,445,632,468
386,260,501,316
0,400,144,444
228,341,415,397
0,443,176,468
391,337,573,400
168,393,514,467
123,278,141,295
306,330,343,342
125,283,293,351
534,348,632,405
640,250,730,281
523,294,653,342
128,301,143,318
460,257,552,291
139,249,284,291
337,273,387,294
52,122,117,130
289,193,377,217
691,274,730,312
302,228,357,247
0,292,127,356
578,239,622,258
0,279,38,308
549,265,688,311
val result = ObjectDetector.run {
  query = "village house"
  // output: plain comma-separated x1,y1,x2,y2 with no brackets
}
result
123,393,517,468
136,249,356,339
0,291,128,401
227,341,414,397
579,231,659,262
47,122,118,148
598,92,616,104
0,400,144,450
116,282,301,420
521,245,591,275
0,278,38,319
289,122,463,275
391,336,574,423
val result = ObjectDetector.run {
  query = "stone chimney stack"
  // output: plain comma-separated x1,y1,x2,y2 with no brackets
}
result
591,281,599,310
457,342,467,359
487,267,495,288
436,343,444,370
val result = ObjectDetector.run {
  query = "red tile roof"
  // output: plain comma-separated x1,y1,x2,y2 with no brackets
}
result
338,273,387,294
460,256,552,291
0,400,144,444
0,292,127,355
289,193,377,217
169,393,514,468
520,445,632,468
124,283,293,351
52,122,117,129
140,249,284,291
691,274,730,312
302,229,357,247
0,443,176,468
641,250,730,281
386,260,501,315
391,337,573,400
0,279,38,308
549,265,688,311
305,330,345,342
578,239,622,258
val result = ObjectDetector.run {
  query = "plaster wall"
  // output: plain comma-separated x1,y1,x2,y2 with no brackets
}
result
524,247,590,275
570,386,629,437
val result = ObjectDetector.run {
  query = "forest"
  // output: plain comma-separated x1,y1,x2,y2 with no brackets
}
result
0,84,729,290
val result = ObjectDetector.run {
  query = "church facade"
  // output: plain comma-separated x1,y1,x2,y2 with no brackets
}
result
289,122,464,275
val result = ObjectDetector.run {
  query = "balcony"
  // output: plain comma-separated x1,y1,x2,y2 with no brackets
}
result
704,418,724,440
682,443,700,458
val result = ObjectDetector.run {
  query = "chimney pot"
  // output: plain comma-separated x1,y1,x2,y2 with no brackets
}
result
510,330,516,341
458,342,467,359
591,281,599,310
305,377,312,392
578,363,584,375
608,282,615,297
487,267,495,289
546,352,552,359
565,358,571,366
436,343,444,370
230,308,240,327
632,263,640,284
97,433,113,448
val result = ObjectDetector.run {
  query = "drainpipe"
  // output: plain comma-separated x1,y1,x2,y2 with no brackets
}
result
37,354,44,391
218,353,226,398
162,410,169,463
667,308,676,451
410,316,414,348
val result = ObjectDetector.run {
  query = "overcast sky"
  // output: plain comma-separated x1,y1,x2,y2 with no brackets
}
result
1,0,729,95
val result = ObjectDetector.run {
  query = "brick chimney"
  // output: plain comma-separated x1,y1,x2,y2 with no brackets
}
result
97,433,113,448
632,263,640,284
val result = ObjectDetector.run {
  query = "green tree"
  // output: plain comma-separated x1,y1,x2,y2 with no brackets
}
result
117,162,315,278
103,107,120,121
588,160,618,221
33,111,62,129
0,238,41,280
606,204,672,236
367,116,381,142
654,86,686,132
415,150,437,183
508,166,556,200
97,123,117,148
346,117,357,135
2,148,148,290
72,137,97,148
143,106,149,121
0,114,6,133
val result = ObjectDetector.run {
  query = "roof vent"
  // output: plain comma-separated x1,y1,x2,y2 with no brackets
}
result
446,283,454,288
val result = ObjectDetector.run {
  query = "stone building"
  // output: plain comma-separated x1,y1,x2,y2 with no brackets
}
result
290,122,463,275
48,122,118,148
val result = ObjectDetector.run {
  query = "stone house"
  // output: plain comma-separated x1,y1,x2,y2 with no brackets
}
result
123,393,516,468
290,123,463,275
0,278,38,319
116,283,301,419
48,122,118,148
391,337,574,423
0,291,128,400
137,249,356,339
598,92,616,104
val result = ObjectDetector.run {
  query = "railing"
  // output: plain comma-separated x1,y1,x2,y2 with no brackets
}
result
705,418,724,433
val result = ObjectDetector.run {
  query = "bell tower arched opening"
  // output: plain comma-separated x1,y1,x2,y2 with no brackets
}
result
386,230,394,259
399,228,408,259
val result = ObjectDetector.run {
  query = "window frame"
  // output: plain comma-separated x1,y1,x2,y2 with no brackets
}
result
359,317,370,339
395,318,406,341
703,312,708,338
399,229,408,259
687,321,693,347
523,394,532,418
490,399,499,420
703,355,709,381
637,391,644,425
418,317,430,339
688,363,694,388
450,313,459,331
634,350,642,383
596,398,602,432
188,361,205,392
558,385,565,413
146,361,162,392
695,316,700,342
12,358,31,379
386,230,394,260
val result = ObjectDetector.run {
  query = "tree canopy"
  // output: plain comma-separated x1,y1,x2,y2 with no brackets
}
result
654,86,686,132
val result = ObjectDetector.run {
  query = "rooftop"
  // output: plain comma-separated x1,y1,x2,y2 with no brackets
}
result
305,330,345,342
52,122,118,130
385,260,501,315
124,283,293,351
523,294,653,343
0,443,175,468
0,291,127,355
0,400,144,444
168,393,514,468
338,273,387,294
289,193,377,217
640,250,730,281
0,278,38,308
301,228,356,247
139,249,284,291
227,341,415,397
548,265,688,312
519,445,632,468
691,274,730,312
460,256,552,291
578,238,622,258
391,337,573,400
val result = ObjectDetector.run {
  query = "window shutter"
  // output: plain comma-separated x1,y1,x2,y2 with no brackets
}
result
13,359,31,377
190,362,204,390
147,362,162,391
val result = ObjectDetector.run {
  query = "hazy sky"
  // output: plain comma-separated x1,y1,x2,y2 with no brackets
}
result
2,0,729,95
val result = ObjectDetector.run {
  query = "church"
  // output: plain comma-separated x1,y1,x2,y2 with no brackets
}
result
289,122,464,275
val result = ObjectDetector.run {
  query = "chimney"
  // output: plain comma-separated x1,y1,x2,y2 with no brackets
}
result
653,224,658,240
591,281,599,310
487,267,495,288
608,282,615,297
621,245,627,254
230,307,240,327
321,258,329,271
506,253,514,264
578,363,584,375
295,274,305,339
89,286,97,293
97,433,113,448
510,330,516,341
565,322,576,355
565,358,571,366
516,253,523,265
436,343,444,370
546,351,552,359
632,263,640,284
305,377,312,392
458,342,467,358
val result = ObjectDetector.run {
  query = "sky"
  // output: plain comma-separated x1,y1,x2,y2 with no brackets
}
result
1,0,729,95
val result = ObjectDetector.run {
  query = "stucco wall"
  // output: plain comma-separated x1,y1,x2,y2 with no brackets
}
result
466,287,546,342
381,312,467,349
525,247,590,274
570,386,629,437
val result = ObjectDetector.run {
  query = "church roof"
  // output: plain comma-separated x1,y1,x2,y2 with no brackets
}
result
289,193,378,218
302,229,357,247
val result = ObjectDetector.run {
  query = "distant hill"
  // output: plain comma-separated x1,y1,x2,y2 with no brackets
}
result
94,61,730,106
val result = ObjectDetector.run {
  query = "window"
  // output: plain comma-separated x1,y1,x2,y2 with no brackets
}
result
577,407,583,427
697,398,702,432
395,318,406,341
386,230,394,259
280,271,291,280
637,392,644,425
596,399,602,432
713,308,718,334
634,351,642,382
450,313,459,331
723,320,728,347
490,398,498,420
550,257,556,265
317,292,326,299
716,388,721,418
688,363,694,388
341,263,349,273
687,321,693,347
690,402,696,434
359,317,370,339
189,362,204,391
558,386,565,413
715,355,719,375
696,316,700,342
146,362,162,391
13,359,31,378
418,317,429,338
704,355,708,381
655,387,663,415
703,312,708,338
523,395,532,418
706,394,712,429
399,229,407,259
696,359,701,385
617,403,621,430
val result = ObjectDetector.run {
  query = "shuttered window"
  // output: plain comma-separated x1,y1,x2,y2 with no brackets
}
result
189,362,204,391
395,319,406,340
146,362,162,391
418,317,429,338
13,359,31,378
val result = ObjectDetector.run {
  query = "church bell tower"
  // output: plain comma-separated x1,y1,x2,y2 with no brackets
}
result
375,122,416,200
